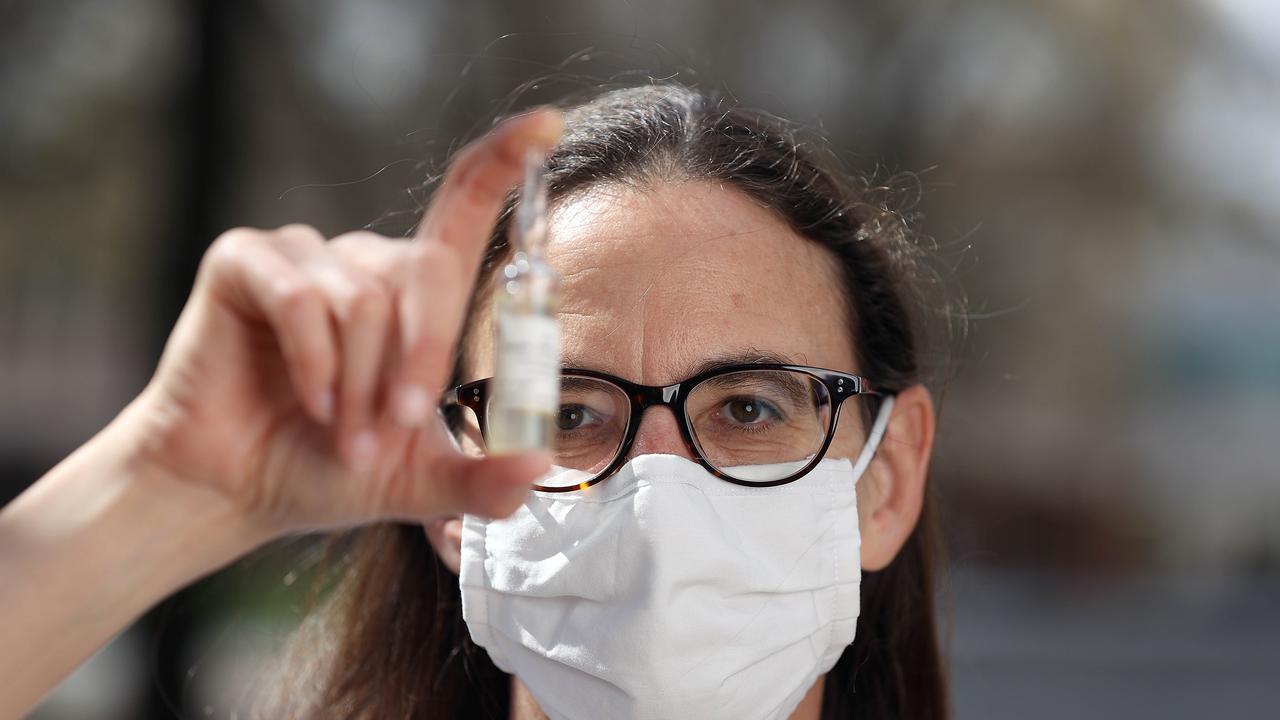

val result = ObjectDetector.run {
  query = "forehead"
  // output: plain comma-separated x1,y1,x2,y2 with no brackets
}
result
475,181,858,383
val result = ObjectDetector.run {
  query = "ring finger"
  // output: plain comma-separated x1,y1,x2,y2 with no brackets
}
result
275,229,395,469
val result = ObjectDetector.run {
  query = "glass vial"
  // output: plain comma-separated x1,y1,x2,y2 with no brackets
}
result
487,151,560,454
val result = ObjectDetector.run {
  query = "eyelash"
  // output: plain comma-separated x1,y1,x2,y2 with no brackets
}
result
558,404,602,433
558,395,791,437
716,397,784,432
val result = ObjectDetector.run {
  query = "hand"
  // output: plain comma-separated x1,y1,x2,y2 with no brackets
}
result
128,108,563,537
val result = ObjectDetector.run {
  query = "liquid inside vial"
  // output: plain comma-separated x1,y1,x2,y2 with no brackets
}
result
487,406,556,455
488,310,560,455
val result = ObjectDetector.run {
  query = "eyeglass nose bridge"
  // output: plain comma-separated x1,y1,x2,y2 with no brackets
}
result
625,381,683,410
617,380,699,460
661,384,680,404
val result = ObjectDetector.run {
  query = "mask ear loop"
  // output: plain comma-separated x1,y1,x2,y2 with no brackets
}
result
848,395,896,480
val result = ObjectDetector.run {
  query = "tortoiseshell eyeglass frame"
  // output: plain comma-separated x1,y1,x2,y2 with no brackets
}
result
440,363,882,492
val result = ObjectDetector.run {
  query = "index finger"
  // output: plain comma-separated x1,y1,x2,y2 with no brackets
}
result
418,107,563,255
391,108,564,427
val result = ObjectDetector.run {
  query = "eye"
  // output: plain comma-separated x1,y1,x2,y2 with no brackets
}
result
721,397,780,426
557,404,597,431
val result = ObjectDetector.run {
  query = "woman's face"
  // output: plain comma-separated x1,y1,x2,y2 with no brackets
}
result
468,179,870,491
430,177,932,720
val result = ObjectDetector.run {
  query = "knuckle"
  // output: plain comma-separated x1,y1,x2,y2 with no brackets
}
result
331,231,407,278
204,228,260,266
413,241,465,279
443,140,513,200
330,230,385,248
274,281,324,320
273,223,325,248
348,282,391,322
449,160,508,202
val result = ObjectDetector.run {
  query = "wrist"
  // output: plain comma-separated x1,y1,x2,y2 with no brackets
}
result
0,397,273,714
3,391,274,620
89,391,277,588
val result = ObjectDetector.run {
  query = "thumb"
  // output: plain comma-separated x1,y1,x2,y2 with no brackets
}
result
405,450,551,520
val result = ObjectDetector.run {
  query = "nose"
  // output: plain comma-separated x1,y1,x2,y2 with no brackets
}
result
624,406,695,461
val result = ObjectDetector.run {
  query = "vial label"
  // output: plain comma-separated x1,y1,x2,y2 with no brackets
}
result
494,313,561,413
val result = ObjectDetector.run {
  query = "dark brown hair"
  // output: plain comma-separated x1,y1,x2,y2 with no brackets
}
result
259,83,948,719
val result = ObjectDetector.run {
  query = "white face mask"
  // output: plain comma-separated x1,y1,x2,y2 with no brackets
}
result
459,397,895,720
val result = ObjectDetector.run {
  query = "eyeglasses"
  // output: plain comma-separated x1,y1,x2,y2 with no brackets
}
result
442,363,882,492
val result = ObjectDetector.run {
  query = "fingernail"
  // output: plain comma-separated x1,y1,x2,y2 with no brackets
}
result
525,107,563,149
351,431,379,471
394,385,430,427
314,390,335,423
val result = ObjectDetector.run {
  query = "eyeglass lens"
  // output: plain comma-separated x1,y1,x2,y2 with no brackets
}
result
461,369,834,489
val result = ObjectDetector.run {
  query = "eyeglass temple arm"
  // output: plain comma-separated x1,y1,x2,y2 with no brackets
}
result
440,387,459,408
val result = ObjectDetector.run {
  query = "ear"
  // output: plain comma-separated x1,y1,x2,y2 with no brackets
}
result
857,384,935,571
424,515,464,575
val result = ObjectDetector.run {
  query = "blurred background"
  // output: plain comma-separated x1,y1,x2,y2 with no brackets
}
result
3,0,1278,717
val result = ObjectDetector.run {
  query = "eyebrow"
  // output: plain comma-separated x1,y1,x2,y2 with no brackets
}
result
698,365,812,410
560,350,800,381
684,349,799,377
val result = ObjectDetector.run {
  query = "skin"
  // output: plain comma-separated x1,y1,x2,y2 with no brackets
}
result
426,180,936,719
0,106,933,718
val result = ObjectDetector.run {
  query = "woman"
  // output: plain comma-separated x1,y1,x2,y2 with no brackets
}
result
0,84,946,719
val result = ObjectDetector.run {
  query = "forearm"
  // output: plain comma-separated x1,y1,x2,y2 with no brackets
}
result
0,399,270,716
